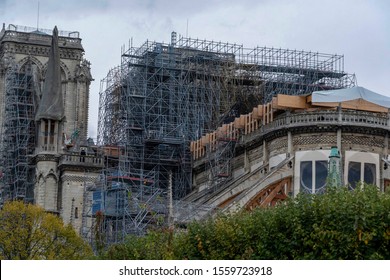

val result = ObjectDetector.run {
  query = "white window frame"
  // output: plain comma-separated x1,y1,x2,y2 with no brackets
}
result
345,151,379,188
294,150,331,195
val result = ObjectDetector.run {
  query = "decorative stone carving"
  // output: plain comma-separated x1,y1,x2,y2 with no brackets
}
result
61,174,99,183
0,53,15,72
74,59,92,83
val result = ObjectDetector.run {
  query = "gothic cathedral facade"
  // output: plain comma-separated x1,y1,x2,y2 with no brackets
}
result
0,24,102,234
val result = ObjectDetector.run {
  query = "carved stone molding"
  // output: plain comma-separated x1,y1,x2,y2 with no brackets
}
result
61,174,99,183
2,41,83,60
33,154,60,163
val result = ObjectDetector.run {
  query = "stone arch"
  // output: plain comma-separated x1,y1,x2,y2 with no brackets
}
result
42,61,69,110
60,61,71,81
36,169,58,182
47,168,58,181
45,173,58,183
18,57,44,102
44,173,59,211
35,173,46,204
41,61,71,81
36,172,45,183
18,56,44,74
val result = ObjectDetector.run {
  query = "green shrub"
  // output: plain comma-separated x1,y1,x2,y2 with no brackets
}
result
100,184,390,260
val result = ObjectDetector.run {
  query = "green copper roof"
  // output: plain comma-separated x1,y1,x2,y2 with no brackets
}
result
329,146,340,158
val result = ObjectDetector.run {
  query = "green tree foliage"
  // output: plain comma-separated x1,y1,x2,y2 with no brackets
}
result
101,184,390,260
101,229,174,260
0,201,93,260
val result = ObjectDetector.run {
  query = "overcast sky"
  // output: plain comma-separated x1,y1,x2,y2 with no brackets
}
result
2,0,389,140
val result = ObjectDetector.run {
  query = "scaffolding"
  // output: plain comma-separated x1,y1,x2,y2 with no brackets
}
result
208,125,239,190
94,33,356,244
97,66,123,146
249,47,356,101
0,62,36,203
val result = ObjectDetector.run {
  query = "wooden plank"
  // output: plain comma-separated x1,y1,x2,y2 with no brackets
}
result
312,98,388,113
311,102,339,108
234,117,244,129
274,94,309,109
257,105,264,118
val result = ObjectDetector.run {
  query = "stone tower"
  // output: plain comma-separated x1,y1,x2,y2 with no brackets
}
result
34,26,64,212
0,24,102,234
0,24,92,140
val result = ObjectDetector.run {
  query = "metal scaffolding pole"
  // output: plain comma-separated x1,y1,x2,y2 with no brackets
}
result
1,62,36,203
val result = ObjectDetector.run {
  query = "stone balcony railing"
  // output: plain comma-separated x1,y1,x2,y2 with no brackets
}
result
191,109,390,162
59,154,104,168
244,110,389,144
37,145,57,153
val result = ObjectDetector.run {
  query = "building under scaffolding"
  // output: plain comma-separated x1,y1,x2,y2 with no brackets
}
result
0,63,36,202
1,24,97,240
93,32,355,244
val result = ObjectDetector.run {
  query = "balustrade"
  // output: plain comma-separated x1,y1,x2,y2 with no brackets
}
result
60,154,103,166
192,109,390,160
262,110,389,134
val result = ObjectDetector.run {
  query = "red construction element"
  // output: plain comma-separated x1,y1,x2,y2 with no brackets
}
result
107,176,154,185
245,177,292,210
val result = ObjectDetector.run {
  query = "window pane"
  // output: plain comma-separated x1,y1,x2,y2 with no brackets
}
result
315,161,328,194
300,161,312,194
364,163,376,185
348,161,361,189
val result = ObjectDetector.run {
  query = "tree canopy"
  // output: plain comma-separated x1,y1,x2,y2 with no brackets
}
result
101,184,390,260
0,201,93,260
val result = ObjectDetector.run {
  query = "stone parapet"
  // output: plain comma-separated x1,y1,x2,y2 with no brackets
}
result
1,29,83,50
58,154,104,171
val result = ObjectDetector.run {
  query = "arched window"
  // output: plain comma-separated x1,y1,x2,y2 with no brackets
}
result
300,160,328,194
345,151,378,189
295,150,331,195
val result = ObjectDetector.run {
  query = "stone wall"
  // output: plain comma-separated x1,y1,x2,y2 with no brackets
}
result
61,171,100,234
293,133,337,151
35,159,60,212
192,128,389,196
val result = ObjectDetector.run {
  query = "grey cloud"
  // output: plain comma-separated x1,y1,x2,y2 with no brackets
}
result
3,0,390,139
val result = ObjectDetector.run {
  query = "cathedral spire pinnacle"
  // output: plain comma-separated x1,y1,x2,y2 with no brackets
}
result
35,26,64,121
